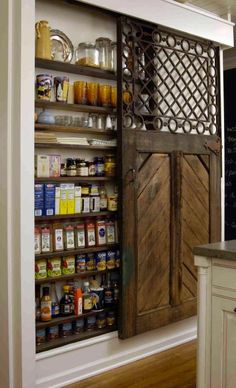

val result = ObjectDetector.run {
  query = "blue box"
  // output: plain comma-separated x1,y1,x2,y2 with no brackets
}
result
44,183,55,216
35,184,44,217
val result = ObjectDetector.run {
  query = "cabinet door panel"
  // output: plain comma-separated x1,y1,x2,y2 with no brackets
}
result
211,295,236,388
137,153,171,313
181,154,210,302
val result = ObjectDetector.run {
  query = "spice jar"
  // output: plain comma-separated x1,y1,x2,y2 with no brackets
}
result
87,82,98,106
105,155,116,177
66,158,76,177
94,157,105,176
95,37,111,70
75,222,86,248
76,159,89,177
74,81,87,105
75,42,99,67
85,219,96,247
64,223,75,250
41,224,52,253
96,219,106,246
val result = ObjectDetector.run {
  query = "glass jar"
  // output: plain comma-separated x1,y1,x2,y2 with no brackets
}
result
95,37,111,70
66,158,76,176
110,42,117,73
75,42,99,67
94,157,105,176
74,81,87,105
76,159,89,177
104,155,116,177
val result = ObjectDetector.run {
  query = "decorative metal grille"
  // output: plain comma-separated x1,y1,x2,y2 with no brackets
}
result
120,17,220,135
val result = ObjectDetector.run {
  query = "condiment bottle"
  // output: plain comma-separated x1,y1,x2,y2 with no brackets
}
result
51,283,60,318
83,281,93,312
74,288,83,316
60,285,73,316
104,155,116,177
40,287,52,321
104,274,114,307
99,186,108,210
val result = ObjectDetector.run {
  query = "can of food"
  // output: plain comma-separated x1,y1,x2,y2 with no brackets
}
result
76,254,86,272
73,318,85,334
36,329,46,345
47,325,59,341
35,259,47,279
96,251,107,271
47,257,61,277
86,315,96,330
62,256,75,275
60,323,73,337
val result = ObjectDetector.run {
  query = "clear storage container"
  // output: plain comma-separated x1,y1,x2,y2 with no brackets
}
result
110,42,117,73
95,37,111,70
75,42,99,67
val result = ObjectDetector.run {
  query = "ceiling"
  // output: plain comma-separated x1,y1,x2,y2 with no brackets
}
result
176,0,236,22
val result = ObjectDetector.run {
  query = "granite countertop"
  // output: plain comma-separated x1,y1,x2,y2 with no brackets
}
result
193,240,236,260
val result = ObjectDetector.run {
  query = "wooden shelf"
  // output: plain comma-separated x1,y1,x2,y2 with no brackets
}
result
36,326,117,353
36,307,117,330
35,267,119,284
35,211,117,222
35,142,116,151
35,100,115,114
35,123,117,136
35,244,119,259
35,176,115,183
35,58,117,81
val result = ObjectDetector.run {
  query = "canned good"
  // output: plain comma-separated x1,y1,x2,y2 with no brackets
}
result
96,312,106,329
86,315,96,330
47,325,59,341
60,323,73,337
74,318,85,334
36,329,46,345
107,311,116,326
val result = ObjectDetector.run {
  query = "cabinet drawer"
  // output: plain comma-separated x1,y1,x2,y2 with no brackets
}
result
212,264,236,291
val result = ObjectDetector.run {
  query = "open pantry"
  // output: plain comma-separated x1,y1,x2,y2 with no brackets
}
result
35,0,120,352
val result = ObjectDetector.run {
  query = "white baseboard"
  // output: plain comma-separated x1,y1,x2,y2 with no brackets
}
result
35,316,197,388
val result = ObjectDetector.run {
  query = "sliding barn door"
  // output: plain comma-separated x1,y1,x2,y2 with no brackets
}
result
117,16,221,338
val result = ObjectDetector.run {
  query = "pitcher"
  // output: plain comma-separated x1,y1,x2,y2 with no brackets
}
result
35,20,52,60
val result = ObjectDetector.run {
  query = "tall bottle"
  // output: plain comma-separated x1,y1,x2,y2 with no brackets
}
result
104,274,114,307
60,285,73,316
40,286,52,321
51,283,60,318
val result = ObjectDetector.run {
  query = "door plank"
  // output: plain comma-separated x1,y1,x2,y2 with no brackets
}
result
184,154,209,191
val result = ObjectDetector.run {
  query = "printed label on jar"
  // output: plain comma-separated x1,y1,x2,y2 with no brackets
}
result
41,301,52,321
65,230,75,249
55,229,64,251
41,228,51,252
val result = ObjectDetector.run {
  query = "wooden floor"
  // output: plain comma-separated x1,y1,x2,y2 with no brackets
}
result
68,340,196,388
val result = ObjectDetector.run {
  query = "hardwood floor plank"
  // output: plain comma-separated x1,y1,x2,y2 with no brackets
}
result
67,340,196,388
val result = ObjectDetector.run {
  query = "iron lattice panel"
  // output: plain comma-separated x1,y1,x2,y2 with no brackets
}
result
120,17,220,135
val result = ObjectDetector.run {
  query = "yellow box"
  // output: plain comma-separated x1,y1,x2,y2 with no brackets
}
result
59,184,68,215
67,184,75,214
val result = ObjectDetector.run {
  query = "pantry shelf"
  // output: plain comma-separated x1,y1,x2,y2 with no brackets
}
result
35,58,117,81
35,176,116,183
35,143,116,151
35,244,119,260
35,100,116,114
35,267,119,285
36,306,117,330
35,123,117,136
35,211,117,222
36,325,117,353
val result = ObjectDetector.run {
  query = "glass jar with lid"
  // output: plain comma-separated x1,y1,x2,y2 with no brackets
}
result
75,42,99,68
95,37,111,70
110,42,117,73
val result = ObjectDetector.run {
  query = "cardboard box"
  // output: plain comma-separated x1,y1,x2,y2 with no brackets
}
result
67,183,75,214
75,186,82,214
35,184,44,217
59,184,68,215
44,183,55,216
35,155,50,178
55,186,61,215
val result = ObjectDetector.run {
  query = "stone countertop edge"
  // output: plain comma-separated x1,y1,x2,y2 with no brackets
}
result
193,240,236,260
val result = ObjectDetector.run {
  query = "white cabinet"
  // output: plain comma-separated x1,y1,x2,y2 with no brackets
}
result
194,240,236,388
211,295,236,388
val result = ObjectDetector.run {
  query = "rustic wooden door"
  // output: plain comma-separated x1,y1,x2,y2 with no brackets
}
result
120,131,221,338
